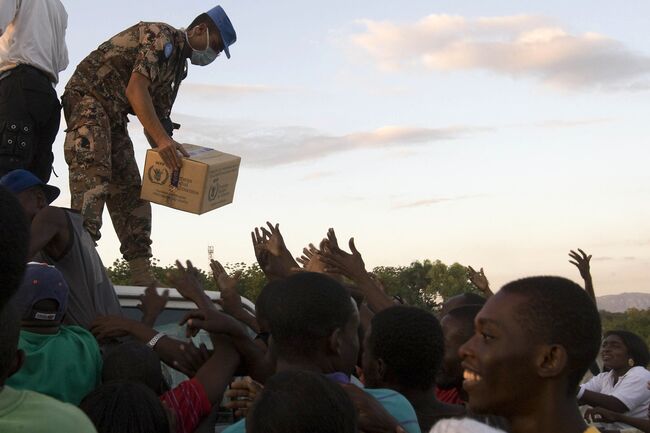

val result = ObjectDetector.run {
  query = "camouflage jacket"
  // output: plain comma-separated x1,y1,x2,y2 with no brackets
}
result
64,22,187,125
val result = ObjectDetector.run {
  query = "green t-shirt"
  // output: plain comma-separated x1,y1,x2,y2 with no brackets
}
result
0,386,97,432
6,326,102,405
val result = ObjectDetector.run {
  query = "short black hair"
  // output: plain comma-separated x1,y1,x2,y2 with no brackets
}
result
446,304,483,336
604,330,650,368
0,187,29,309
500,276,601,393
80,381,169,433
267,272,355,360
255,279,283,332
247,370,357,433
460,293,488,305
368,305,444,390
102,341,167,395
0,303,20,380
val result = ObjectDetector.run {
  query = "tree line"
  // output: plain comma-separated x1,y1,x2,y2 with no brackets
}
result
107,258,650,345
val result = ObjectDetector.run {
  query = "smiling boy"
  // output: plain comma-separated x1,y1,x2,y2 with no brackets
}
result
459,276,602,433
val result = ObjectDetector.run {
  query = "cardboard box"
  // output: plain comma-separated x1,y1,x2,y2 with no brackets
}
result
140,144,241,215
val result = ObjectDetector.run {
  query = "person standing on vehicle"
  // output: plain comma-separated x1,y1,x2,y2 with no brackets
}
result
62,6,236,285
0,0,68,182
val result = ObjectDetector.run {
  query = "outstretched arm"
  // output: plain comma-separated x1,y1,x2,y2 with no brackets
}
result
585,407,650,433
91,315,209,377
579,390,629,414
467,266,493,297
137,285,169,327
126,72,188,170
210,259,260,333
28,207,69,260
182,309,274,383
251,222,299,280
569,249,595,303
321,229,393,313
167,260,217,312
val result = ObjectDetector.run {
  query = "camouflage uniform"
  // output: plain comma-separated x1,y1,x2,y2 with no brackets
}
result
62,22,186,261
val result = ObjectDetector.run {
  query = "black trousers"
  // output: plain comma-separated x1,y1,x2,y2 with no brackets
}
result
0,65,61,182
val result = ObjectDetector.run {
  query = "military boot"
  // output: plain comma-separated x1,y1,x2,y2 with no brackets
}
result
128,257,161,287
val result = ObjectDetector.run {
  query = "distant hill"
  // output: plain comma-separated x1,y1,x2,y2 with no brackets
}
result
597,292,650,313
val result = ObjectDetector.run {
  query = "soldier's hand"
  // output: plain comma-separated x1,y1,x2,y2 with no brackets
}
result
158,137,189,170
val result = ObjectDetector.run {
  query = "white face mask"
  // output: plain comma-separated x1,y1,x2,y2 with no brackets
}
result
186,27,218,66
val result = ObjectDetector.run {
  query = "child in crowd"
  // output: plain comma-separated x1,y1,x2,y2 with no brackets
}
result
6,262,102,404
0,303,97,432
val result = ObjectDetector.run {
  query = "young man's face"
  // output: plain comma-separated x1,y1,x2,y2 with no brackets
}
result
459,292,540,416
360,324,382,388
437,314,468,389
333,299,361,376
16,187,46,221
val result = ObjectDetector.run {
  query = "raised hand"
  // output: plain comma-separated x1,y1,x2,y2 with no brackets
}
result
210,258,243,312
321,230,394,313
569,248,595,303
172,341,211,377
251,222,298,279
180,309,246,340
321,235,367,281
137,285,169,326
167,260,205,304
569,249,592,281
467,266,492,296
296,240,329,274
224,376,264,417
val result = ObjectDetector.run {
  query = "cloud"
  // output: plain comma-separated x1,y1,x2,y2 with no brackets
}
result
300,171,335,181
393,194,483,209
173,114,489,167
534,118,614,128
181,83,280,98
350,14,650,90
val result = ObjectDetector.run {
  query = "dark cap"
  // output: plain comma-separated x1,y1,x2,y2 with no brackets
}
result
11,262,69,322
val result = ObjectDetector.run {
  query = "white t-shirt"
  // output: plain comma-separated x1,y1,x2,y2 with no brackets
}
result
430,419,506,433
580,366,650,422
0,0,68,84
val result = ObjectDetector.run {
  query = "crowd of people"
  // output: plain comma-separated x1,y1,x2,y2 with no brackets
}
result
1,1,650,433
1,176,650,433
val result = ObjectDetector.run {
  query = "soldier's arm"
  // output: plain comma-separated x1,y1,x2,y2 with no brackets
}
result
125,72,187,170
29,207,70,260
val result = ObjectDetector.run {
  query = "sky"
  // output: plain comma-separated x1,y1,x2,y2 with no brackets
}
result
46,1,650,295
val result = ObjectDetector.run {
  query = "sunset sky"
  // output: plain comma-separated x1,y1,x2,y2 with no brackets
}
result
49,1,650,295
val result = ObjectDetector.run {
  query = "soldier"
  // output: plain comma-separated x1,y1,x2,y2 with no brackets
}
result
62,6,236,285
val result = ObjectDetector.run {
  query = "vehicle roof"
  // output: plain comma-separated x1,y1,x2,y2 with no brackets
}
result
115,285,256,315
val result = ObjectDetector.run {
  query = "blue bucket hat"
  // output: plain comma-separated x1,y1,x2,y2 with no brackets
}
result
206,5,236,59
0,169,60,204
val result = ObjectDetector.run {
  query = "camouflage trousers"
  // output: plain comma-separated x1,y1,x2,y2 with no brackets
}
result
62,93,152,261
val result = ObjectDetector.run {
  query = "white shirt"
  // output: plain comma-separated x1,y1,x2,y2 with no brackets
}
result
430,419,506,433
581,366,650,426
0,0,68,84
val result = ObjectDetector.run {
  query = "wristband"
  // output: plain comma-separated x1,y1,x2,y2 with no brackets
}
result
146,332,166,349
576,386,586,400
